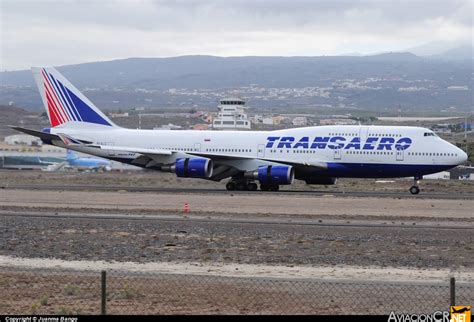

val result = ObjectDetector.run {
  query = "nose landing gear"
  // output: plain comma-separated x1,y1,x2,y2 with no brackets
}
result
409,176,422,195
409,185,420,195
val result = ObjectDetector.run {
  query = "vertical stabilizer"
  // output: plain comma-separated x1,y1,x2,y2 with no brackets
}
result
66,149,77,161
31,67,117,128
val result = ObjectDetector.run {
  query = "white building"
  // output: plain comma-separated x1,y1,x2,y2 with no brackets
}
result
424,171,450,180
212,98,251,130
153,123,182,130
292,116,307,126
4,134,42,146
262,117,274,125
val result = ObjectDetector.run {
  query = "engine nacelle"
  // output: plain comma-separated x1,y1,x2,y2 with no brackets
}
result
162,158,213,178
245,165,294,185
304,177,337,185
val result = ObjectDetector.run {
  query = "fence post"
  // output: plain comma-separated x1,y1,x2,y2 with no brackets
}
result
101,270,107,315
450,277,455,307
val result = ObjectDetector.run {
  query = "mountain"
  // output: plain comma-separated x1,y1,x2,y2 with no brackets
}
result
0,54,472,113
406,41,473,60
0,53,427,88
431,45,473,61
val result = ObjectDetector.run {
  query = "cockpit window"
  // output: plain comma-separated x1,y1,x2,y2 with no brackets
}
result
424,132,436,137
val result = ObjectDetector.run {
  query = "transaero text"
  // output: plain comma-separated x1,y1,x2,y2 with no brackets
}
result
266,136,413,150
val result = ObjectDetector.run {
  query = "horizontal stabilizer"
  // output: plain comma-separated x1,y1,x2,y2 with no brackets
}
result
10,126,60,141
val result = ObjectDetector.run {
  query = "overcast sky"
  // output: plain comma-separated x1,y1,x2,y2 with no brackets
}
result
1,0,472,71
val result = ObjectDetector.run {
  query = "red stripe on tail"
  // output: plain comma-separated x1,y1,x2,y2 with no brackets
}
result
45,90,61,127
44,84,65,125
42,70,69,122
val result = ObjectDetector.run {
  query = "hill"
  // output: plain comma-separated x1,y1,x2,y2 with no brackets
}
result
0,54,472,114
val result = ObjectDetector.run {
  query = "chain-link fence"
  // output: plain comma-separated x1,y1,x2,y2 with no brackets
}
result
0,267,472,315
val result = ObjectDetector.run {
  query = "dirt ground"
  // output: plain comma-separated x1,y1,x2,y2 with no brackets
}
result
0,267,466,315
1,169,473,194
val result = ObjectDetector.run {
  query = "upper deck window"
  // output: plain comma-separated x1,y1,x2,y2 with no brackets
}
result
220,100,244,105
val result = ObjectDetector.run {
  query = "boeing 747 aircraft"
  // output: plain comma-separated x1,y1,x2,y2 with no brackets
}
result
12,67,468,194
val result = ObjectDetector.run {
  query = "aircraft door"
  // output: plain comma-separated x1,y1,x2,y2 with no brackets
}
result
105,142,115,157
194,143,201,152
396,148,404,161
334,148,342,160
359,126,369,141
257,144,265,158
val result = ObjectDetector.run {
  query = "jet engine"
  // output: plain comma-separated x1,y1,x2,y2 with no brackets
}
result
245,165,295,185
162,158,213,178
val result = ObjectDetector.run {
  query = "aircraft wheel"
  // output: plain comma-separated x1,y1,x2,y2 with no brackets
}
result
236,182,247,191
409,186,420,195
269,184,280,192
226,182,236,191
247,182,258,191
260,183,270,191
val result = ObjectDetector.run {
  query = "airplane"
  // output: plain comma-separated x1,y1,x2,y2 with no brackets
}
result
12,67,468,194
65,149,112,172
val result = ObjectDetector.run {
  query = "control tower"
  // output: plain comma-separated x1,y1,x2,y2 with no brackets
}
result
212,98,251,130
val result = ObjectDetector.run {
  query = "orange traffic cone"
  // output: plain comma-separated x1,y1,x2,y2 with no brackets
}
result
183,202,190,214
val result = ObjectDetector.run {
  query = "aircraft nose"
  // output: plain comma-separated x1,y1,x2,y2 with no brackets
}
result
457,148,468,164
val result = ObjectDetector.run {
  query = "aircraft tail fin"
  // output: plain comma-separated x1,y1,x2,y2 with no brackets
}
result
31,67,118,128
66,149,77,161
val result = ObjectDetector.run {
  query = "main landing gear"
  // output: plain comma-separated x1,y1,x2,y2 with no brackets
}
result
226,179,258,191
260,183,280,191
409,176,421,195
225,179,279,191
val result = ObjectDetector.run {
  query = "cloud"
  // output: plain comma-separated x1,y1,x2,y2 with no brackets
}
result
1,0,472,70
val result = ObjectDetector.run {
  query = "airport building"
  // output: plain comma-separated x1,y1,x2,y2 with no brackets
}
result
4,134,42,146
212,98,251,130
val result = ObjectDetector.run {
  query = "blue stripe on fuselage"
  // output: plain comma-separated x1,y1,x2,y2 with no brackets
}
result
311,163,455,178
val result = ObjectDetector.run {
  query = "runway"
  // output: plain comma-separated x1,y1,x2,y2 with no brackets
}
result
1,209,473,230
2,183,474,199
1,188,473,219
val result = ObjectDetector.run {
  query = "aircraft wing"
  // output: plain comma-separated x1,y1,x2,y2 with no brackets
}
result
11,127,327,179
77,144,175,169
71,141,327,173
186,152,328,181
91,144,173,156
191,151,328,170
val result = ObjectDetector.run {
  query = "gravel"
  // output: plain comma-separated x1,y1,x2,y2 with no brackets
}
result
1,213,473,269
